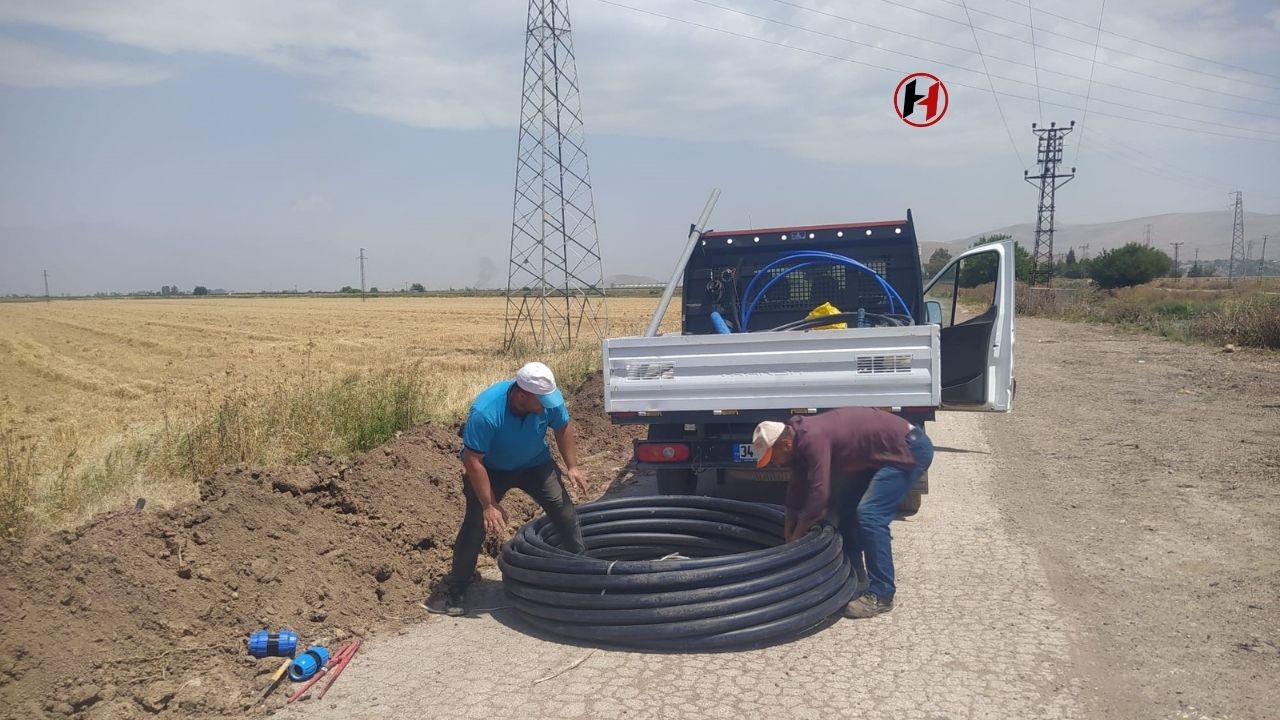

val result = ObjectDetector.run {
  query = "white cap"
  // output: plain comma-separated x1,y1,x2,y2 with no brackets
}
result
752,421,786,468
515,361,564,409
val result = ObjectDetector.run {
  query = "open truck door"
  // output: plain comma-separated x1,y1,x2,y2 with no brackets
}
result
922,240,1016,411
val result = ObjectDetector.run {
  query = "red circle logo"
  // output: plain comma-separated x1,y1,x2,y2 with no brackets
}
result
894,73,948,127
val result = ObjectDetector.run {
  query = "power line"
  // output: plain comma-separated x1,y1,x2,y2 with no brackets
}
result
595,0,1280,145
958,0,1024,167
758,0,1280,121
975,0,1280,84
687,0,1280,137
1026,0,1042,123
858,0,1280,103
925,0,1280,92
1073,0,1106,165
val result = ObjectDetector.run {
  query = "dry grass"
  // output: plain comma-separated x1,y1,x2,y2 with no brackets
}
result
0,296,675,534
1017,280,1280,349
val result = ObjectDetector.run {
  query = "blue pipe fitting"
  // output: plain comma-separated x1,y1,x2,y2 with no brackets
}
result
289,646,330,682
709,311,732,335
247,628,298,658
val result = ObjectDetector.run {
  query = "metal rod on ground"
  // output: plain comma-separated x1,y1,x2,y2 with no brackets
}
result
287,641,358,703
645,188,721,337
315,640,360,700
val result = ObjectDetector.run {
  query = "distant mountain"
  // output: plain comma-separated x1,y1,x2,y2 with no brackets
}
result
947,211,1280,263
605,273,663,287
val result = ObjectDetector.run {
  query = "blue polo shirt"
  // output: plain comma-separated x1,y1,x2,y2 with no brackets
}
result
461,380,570,471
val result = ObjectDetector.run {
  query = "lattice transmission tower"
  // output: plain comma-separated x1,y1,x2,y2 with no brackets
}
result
1024,121,1076,286
504,0,607,351
1228,191,1245,284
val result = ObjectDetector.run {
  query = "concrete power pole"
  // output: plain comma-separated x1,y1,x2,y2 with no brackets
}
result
1261,235,1269,276
1245,240,1254,278
1024,121,1076,286
358,247,367,302
43,269,50,302
1228,191,1245,284
1169,242,1183,277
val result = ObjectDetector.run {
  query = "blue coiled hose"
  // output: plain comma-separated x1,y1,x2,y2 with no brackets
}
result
738,251,912,331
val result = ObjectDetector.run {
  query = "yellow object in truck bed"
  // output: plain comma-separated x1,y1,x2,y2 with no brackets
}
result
805,301,847,330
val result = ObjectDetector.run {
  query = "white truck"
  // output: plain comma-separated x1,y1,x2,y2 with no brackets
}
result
601,201,1015,514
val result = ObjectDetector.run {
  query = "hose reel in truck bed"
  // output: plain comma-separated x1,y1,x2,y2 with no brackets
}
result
499,496,857,651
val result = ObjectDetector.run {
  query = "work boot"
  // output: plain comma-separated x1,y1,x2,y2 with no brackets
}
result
843,593,893,619
422,584,466,617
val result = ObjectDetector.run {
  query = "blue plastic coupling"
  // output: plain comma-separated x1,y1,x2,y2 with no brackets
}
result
247,628,299,658
289,646,330,682
709,311,732,335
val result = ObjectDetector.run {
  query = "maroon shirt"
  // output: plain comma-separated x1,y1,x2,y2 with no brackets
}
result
784,407,915,530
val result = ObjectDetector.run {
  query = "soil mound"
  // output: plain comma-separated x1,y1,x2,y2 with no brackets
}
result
0,373,639,718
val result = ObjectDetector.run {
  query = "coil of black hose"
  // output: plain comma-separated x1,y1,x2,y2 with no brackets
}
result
499,495,856,651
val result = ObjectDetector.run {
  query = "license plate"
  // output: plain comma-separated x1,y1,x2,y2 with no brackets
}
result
733,443,757,463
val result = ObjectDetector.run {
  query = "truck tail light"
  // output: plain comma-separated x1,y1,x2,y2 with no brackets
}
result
901,406,935,414
634,443,691,463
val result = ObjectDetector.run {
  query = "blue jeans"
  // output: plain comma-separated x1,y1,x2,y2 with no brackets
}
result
837,427,934,601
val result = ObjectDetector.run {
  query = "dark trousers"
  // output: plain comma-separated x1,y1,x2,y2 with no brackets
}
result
449,460,586,587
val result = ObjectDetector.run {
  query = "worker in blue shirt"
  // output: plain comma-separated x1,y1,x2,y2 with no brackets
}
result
425,361,587,616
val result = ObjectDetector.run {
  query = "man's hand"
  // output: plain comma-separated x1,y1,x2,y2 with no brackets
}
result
784,518,812,544
565,466,588,496
482,504,509,538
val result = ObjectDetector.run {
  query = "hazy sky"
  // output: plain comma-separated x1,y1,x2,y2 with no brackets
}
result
1,0,1278,294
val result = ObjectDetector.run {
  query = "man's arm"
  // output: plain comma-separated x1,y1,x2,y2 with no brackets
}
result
463,449,508,537
552,423,588,495
786,443,832,542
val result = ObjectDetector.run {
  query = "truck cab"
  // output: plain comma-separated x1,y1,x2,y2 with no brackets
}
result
603,210,1015,512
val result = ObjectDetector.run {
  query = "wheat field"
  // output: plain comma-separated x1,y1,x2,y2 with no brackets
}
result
0,296,674,534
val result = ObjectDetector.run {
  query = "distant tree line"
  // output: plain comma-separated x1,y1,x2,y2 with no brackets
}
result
924,235,1194,289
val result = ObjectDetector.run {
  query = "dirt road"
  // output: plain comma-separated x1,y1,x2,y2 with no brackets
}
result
283,411,1081,719
988,317,1279,720
278,317,1278,720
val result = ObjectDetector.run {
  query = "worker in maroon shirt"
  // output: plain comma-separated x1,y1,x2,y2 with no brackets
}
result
752,407,934,618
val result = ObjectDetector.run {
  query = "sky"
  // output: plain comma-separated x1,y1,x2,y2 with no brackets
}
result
1,0,1278,294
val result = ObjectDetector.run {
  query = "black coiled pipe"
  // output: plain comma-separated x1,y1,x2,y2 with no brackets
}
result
499,495,856,651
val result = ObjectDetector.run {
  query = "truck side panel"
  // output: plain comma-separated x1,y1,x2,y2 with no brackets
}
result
604,325,940,414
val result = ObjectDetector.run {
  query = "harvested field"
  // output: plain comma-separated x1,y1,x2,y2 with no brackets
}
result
0,297,670,533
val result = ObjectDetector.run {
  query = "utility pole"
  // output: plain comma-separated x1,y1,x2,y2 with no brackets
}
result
1228,191,1245,284
1245,240,1254,278
1024,121,1076,286
1143,224,1153,247
1261,235,1269,276
358,247,367,302
42,269,50,302
1169,242,1183,277
1080,243,1090,260
504,0,607,350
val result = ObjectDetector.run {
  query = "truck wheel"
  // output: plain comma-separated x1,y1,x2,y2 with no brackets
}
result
655,469,697,495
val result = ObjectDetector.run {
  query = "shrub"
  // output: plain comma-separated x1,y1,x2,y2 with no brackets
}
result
1089,244,1174,289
